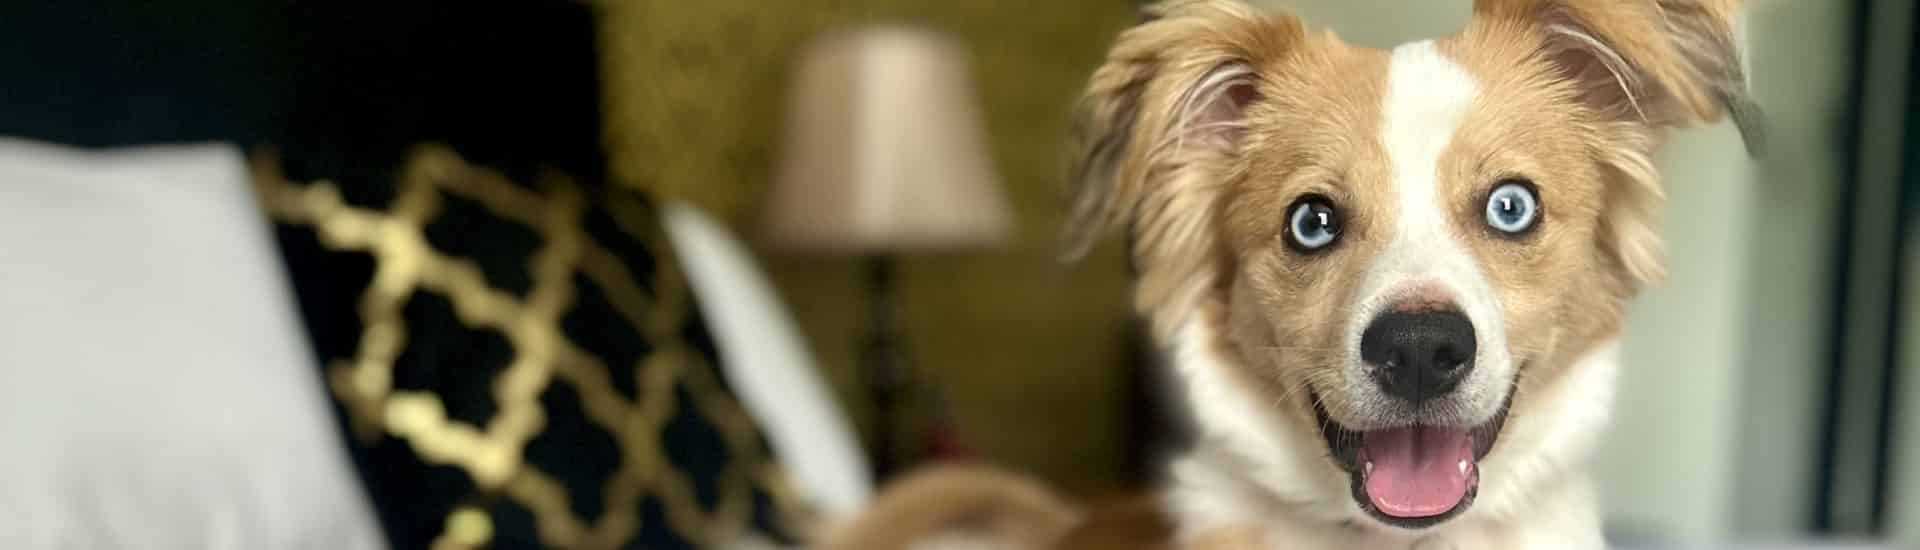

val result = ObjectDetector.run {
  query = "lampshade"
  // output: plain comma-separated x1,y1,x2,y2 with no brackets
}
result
762,26,1012,254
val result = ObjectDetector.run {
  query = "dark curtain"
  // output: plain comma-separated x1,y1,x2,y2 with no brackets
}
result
0,1,285,147
1813,0,1920,536
0,0,605,183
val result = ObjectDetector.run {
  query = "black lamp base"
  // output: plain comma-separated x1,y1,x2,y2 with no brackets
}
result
863,254,907,480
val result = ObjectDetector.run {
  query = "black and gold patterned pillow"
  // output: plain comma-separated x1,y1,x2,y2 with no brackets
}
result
254,145,807,549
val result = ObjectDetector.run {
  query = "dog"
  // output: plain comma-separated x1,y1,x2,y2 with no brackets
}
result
826,0,1762,548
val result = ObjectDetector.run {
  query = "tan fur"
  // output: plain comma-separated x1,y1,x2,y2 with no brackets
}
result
1473,0,1751,127
1465,0,1758,286
818,464,1083,550
1053,494,1177,550
1216,37,1400,423
1182,526,1268,549
1065,0,1308,341
1421,26,1629,406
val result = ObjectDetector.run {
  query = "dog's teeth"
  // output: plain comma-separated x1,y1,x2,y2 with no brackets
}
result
1458,460,1470,475
1364,461,1373,475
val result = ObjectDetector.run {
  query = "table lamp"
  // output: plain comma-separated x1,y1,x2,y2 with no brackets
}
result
762,25,1012,479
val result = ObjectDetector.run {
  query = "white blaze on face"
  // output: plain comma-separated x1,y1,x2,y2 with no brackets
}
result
1341,40,1515,428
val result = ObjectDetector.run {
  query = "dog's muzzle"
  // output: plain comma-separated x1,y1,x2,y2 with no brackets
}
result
1317,298,1509,530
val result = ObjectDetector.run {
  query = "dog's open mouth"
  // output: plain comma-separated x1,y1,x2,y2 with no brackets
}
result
1313,389,1513,529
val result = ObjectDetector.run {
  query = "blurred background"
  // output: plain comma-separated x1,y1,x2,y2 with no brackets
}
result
0,0,1913,549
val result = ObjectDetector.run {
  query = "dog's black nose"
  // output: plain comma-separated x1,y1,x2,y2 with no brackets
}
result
1360,308,1476,403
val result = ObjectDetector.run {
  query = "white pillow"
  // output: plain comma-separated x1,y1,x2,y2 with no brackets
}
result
0,139,386,550
661,201,873,518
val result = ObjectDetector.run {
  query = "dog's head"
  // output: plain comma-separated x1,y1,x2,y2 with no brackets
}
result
1070,0,1756,531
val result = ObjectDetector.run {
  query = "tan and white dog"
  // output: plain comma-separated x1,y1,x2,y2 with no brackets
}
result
1062,0,1759,547
826,1,1761,549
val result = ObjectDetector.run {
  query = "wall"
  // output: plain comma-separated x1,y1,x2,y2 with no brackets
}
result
1896,232,1920,544
1602,123,1755,543
1731,0,1859,537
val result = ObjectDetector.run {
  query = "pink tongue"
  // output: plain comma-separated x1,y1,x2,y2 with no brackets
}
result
1363,426,1475,518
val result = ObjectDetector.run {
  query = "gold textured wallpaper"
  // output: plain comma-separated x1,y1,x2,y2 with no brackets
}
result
594,1,1138,493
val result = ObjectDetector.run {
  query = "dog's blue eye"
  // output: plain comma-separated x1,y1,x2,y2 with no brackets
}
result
1286,195,1340,252
1484,180,1539,234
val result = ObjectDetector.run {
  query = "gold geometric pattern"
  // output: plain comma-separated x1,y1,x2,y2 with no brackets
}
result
251,144,809,549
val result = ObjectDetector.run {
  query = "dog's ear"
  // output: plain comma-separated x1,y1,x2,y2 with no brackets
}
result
1473,0,1762,153
1065,0,1303,318
1475,0,1758,288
